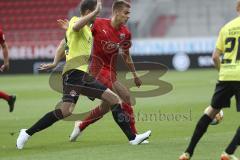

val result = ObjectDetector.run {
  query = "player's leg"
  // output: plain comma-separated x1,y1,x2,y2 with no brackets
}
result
112,81,137,134
179,106,220,160
79,101,110,131
221,82,240,160
72,68,114,132
0,90,16,112
102,79,151,144
99,88,136,141
69,101,110,141
78,70,137,134
81,70,150,143
70,97,151,144
179,81,233,160
101,89,151,144
16,70,83,149
0,90,11,101
61,70,136,141
16,101,76,149
27,101,75,135
220,127,240,160
68,70,151,143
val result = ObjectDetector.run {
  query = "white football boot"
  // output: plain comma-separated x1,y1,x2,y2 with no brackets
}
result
16,129,30,149
69,121,82,142
129,130,151,145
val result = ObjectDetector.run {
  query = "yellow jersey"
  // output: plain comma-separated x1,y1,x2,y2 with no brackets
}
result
63,16,93,74
216,17,240,81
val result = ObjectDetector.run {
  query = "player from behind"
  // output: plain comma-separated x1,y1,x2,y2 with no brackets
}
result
179,1,240,160
17,0,151,150
0,25,16,112
51,0,150,144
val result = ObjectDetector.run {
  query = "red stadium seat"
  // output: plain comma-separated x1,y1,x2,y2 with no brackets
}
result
0,0,81,42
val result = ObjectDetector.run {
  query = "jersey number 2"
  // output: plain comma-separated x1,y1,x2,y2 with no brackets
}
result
225,37,240,61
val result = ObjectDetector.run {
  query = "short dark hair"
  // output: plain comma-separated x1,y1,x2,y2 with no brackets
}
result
80,0,97,15
112,0,131,12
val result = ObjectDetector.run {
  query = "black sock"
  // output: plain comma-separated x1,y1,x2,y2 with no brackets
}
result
26,109,64,136
225,127,240,154
185,114,212,156
111,104,136,141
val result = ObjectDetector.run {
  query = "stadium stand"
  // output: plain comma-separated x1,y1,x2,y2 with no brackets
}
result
0,0,237,41
0,0,80,42
130,0,236,38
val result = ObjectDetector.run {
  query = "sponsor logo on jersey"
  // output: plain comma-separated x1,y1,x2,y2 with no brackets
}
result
101,40,132,53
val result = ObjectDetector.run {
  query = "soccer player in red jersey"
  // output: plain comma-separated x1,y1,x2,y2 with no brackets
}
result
0,25,16,112
41,0,150,144
73,0,144,139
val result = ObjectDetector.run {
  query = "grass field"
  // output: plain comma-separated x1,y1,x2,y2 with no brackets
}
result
0,69,239,160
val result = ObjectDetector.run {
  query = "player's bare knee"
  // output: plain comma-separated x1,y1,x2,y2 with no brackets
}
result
59,102,75,117
204,106,220,119
102,89,121,105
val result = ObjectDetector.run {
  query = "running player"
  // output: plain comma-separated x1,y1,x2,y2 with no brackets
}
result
16,0,151,150
0,24,16,112
179,0,240,159
70,0,147,142
47,0,150,144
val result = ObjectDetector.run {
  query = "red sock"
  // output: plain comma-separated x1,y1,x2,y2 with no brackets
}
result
122,103,137,134
0,91,10,101
79,105,108,131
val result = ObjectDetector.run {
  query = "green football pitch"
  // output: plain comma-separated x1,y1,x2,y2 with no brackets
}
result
0,69,239,160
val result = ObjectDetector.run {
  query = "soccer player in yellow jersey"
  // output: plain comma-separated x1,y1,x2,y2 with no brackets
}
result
179,1,240,160
16,0,151,150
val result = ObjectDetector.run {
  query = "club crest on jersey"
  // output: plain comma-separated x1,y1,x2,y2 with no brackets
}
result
120,33,125,40
70,90,77,97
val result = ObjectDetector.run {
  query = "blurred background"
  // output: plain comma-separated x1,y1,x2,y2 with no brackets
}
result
0,0,237,73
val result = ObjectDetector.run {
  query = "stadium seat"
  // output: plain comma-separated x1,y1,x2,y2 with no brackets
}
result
0,0,81,42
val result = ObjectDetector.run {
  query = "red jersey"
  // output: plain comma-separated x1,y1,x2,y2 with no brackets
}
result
0,25,5,45
90,18,132,74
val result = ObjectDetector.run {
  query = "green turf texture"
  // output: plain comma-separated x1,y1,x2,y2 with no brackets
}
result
0,69,239,160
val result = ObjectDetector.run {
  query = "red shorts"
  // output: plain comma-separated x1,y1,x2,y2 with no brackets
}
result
90,68,117,89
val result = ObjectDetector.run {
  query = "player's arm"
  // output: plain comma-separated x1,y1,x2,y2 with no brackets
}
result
212,48,222,71
213,29,224,71
0,41,9,72
72,0,102,31
39,39,66,71
122,50,142,87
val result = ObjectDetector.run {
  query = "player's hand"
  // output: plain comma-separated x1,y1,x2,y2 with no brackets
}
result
57,19,69,30
134,76,142,88
38,63,56,71
95,0,102,14
0,62,9,72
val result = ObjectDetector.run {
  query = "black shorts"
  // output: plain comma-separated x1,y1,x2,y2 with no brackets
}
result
62,69,107,104
211,81,240,111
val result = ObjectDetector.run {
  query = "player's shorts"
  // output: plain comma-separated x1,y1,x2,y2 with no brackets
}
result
90,67,117,89
62,69,107,104
211,81,240,111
